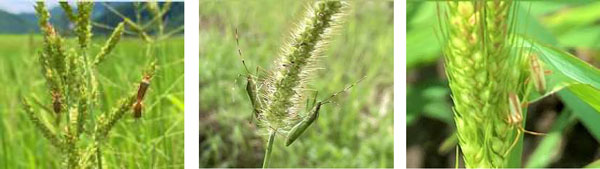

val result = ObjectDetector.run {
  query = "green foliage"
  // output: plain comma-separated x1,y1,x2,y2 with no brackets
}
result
0,2,183,168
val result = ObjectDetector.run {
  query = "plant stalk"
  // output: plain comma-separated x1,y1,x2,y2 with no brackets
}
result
262,130,276,168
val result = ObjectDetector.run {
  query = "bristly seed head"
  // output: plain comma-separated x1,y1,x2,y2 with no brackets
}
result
254,1,349,134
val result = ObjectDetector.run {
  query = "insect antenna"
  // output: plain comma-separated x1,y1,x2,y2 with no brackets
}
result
321,76,366,105
235,28,251,74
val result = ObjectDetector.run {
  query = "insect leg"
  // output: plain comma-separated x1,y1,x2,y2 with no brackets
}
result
504,128,522,157
520,126,546,136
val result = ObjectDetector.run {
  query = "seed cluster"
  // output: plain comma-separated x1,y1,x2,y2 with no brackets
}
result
22,2,161,168
258,1,349,134
443,1,524,167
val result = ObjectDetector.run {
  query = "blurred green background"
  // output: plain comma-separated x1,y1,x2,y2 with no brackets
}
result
0,2,184,168
408,1,600,168
200,0,393,168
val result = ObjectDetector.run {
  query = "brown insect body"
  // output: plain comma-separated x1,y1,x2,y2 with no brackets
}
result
51,91,62,114
137,78,150,101
133,101,143,118
133,76,151,118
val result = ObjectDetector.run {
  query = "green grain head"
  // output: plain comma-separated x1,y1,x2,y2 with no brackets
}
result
76,2,93,49
94,22,125,66
25,2,162,168
442,1,523,167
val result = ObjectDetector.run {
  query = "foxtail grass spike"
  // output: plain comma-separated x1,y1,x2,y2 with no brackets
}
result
259,0,348,133
245,1,350,168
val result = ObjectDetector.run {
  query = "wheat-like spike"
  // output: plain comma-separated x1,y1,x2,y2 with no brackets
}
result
443,1,520,167
76,2,93,50
59,2,76,22
21,98,64,150
95,92,136,141
36,4,68,88
93,22,125,66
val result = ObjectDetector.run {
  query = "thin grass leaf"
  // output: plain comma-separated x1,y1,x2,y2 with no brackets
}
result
558,90,600,142
525,110,575,168
516,36,600,113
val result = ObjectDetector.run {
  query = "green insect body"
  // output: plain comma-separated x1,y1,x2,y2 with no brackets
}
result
246,75,263,118
285,101,322,146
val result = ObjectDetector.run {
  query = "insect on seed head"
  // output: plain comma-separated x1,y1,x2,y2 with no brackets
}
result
529,53,546,94
508,92,522,125
51,90,62,114
137,77,150,101
133,101,143,118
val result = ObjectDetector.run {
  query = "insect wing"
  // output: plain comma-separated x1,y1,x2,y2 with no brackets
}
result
529,54,546,94
508,92,522,124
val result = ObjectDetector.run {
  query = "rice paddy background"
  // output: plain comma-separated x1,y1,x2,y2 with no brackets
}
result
199,0,393,167
0,2,184,168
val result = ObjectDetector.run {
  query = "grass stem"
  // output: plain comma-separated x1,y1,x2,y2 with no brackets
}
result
262,130,276,168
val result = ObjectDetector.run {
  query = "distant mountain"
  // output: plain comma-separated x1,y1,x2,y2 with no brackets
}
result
94,2,184,34
0,2,184,35
0,10,37,33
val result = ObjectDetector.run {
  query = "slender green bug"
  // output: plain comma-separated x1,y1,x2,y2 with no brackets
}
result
285,77,365,146
286,101,322,146
235,28,263,121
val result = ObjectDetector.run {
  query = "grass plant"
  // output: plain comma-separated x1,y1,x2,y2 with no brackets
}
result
236,1,351,168
199,0,393,167
2,2,185,168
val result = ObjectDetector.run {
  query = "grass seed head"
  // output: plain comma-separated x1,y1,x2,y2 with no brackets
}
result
256,1,349,134
94,22,125,66
76,2,93,49
443,1,521,167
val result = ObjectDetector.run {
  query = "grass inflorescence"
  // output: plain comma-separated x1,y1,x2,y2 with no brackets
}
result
237,1,353,168
18,2,179,168
441,1,521,167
